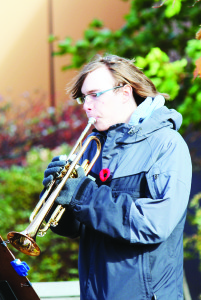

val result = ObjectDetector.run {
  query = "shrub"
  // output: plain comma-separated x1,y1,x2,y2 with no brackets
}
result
0,93,87,168
0,146,79,282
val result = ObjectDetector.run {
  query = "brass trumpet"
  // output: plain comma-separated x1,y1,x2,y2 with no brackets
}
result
7,117,101,256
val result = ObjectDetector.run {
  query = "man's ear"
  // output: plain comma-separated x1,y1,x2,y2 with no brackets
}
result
122,85,133,103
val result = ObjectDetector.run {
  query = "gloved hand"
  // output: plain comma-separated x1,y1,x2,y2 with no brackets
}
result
42,155,67,187
55,166,86,206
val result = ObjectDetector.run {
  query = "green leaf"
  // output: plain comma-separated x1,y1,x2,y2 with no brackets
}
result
58,37,72,50
76,39,90,49
84,29,97,41
48,34,57,43
165,0,182,17
89,18,103,28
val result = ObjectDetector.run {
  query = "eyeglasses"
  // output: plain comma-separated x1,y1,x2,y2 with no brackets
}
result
76,85,123,105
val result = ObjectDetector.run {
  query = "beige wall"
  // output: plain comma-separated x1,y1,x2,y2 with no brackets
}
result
0,0,130,108
0,1,49,106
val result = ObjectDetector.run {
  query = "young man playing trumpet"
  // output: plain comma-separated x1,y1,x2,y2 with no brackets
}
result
42,54,192,300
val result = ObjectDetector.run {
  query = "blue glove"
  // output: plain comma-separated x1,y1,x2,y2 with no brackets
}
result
43,155,67,187
55,166,86,206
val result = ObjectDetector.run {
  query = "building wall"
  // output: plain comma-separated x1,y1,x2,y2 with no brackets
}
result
0,0,130,108
0,0,49,106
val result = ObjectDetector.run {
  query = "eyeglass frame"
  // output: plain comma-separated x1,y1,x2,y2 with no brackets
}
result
76,85,123,105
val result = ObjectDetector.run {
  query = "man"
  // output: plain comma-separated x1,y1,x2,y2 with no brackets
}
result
43,55,192,300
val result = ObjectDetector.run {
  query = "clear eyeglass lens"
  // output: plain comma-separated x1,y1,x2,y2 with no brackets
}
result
76,86,123,105
76,97,84,104
76,93,97,104
88,93,98,100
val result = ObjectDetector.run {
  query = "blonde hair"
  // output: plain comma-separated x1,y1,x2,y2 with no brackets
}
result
67,54,169,105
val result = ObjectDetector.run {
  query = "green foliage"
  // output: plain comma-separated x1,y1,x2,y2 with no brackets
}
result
0,146,79,282
50,0,201,133
177,40,201,131
184,193,201,264
135,47,187,99
164,0,182,18
51,0,200,66
152,0,184,17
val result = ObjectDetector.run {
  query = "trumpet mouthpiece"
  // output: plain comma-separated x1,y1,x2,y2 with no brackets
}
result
88,117,96,125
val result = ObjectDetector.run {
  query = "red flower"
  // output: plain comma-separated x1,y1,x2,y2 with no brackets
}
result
99,168,111,182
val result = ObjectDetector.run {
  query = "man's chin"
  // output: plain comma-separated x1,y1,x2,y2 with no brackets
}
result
94,122,109,132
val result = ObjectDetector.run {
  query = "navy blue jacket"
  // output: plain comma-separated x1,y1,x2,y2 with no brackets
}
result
51,106,192,300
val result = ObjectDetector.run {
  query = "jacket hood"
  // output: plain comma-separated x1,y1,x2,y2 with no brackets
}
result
140,106,182,133
115,106,183,144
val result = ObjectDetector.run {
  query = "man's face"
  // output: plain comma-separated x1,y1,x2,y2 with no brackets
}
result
81,66,125,131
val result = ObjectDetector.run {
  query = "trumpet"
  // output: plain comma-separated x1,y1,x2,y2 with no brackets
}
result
7,117,101,256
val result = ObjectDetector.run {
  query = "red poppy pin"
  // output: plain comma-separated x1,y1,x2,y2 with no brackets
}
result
99,168,111,182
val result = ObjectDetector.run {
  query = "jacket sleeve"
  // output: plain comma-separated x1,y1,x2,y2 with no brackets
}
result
130,137,192,244
69,133,192,244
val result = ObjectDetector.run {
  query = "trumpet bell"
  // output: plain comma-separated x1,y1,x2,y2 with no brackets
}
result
7,231,41,256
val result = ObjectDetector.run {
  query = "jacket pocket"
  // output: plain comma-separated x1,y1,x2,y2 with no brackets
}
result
111,172,147,200
146,167,161,199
